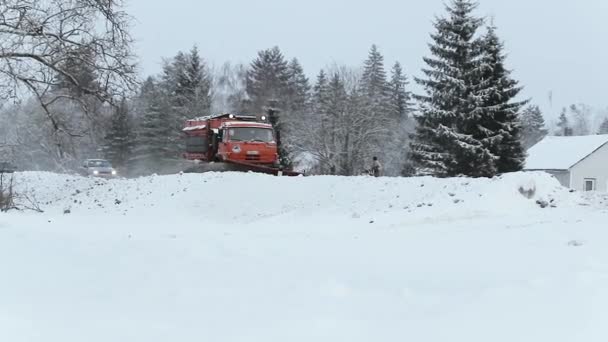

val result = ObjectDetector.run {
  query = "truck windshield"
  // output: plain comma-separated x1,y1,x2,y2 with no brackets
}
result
227,128,274,142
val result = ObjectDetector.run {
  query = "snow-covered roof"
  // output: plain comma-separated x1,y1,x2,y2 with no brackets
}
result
223,122,272,129
525,135,608,170
183,125,206,131
189,113,258,121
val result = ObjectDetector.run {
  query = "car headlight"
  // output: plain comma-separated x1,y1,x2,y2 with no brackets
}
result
93,170,99,175
112,170,117,175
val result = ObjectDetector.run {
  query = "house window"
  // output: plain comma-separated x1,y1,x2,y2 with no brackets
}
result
584,178,596,192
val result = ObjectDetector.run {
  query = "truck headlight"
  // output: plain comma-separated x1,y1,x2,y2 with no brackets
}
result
112,170,117,175
232,145,241,153
93,170,99,175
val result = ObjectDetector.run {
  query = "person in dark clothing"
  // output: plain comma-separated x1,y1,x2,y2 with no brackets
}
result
371,156,382,177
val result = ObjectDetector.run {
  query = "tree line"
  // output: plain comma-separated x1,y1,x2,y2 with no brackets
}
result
1,0,605,178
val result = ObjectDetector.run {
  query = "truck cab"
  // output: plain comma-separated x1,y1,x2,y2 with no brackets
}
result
183,114,279,167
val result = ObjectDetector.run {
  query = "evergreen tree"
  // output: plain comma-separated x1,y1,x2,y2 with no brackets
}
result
388,61,416,175
599,117,608,134
388,61,412,119
103,97,134,170
162,51,189,106
54,44,99,96
360,45,399,173
569,104,590,136
184,45,212,116
132,77,173,172
361,44,390,115
246,46,291,166
312,70,329,116
162,47,212,119
286,58,311,113
154,46,213,166
411,0,495,177
325,72,349,174
520,105,548,148
477,24,526,173
246,46,290,113
556,108,572,136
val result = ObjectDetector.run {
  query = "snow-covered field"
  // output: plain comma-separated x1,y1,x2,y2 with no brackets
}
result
2,171,608,342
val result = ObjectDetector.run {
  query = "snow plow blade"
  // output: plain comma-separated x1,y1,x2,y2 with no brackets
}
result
183,160,302,176
227,160,302,176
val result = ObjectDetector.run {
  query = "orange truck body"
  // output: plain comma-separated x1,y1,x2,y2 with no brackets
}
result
183,114,279,167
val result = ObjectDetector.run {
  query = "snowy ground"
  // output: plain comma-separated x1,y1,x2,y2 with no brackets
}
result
1,171,608,342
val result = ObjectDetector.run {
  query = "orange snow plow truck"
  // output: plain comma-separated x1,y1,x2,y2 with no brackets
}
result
182,113,300,176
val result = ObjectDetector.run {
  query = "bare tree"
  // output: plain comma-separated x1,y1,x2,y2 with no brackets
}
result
569,104,591,136
290,66,391,176
0,0,137,140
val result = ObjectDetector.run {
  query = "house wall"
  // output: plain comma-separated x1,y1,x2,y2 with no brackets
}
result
544,170,571,188
570,143,608,192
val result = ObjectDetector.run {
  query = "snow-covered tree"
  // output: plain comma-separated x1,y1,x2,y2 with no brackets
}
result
292,63,393,176
162,46,212,120
361,45,390,114
0,0,137,145
388,62,412,119
247,46,292,167
569,104,591,136
184,46,213,117
131,77,173,172
385,61,415,175
360,45,405,175
556,108,572,136
103,98,134,170
520,105,548,149
411,0,496,177
286,58,311,113
246,46,291,113
477,24,526,173
312,70,329,117
213,62,249,113
53,44,99,97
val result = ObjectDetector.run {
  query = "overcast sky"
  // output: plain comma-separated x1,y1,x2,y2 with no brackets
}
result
126,0,608,122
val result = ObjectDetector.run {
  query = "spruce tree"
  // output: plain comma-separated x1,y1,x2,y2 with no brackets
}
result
477,24,526,173
162,47,212,119
247,46,291,167
103,97,134,170
132,77,173,172
286,58,311,113
325,72,349,175
361,44,390,116
388,61,415,175
246,46,290,113
411,0,495,177
388,61,412,119
184,45,212,117
312,70,329,116
520,105,548,148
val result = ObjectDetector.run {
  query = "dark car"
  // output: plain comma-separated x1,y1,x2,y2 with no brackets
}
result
0,161,17,174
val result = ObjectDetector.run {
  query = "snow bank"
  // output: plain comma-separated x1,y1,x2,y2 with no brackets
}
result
2,171,608,342
10,171,576,221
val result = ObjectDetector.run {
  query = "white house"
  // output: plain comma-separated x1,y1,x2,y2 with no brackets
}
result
525,135,608,192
